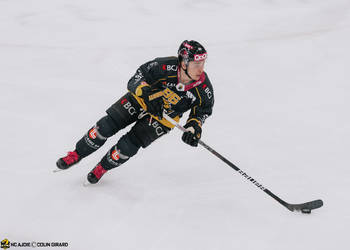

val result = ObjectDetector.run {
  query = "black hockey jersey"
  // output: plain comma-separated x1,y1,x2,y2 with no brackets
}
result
127,56,214,128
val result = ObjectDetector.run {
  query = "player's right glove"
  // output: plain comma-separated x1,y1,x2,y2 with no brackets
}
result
182,119,202,147
136,82,164,119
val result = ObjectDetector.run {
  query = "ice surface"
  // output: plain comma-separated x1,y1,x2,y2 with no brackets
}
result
1,0,349,249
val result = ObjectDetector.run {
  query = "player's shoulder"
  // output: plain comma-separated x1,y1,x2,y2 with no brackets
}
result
152,56,179,74
154,56,178,65
196,72,214,102
142,56,178,73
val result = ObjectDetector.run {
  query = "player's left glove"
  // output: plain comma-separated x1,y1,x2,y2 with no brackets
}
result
182,120,202,147
135,82,164,119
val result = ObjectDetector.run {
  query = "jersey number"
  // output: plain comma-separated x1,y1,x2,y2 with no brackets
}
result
163,88,181,105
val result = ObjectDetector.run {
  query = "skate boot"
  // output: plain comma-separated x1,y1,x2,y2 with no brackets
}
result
87,164,108,184
56,151,81,169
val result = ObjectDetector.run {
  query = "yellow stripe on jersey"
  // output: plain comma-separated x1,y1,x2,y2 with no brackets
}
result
195,87,202,106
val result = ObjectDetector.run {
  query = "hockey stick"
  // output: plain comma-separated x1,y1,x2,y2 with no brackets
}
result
163,113,323,213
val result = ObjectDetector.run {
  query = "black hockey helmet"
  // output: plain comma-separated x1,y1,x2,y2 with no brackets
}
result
178,40,207,65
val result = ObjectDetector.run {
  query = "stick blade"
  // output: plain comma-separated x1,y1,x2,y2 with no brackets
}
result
288,199,323,212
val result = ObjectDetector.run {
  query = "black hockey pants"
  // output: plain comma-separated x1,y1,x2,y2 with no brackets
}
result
75,92,170,170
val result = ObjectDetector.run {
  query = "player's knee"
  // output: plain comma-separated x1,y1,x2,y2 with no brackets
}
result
75,116,119,158
96,115,120,138
101,132,141,170
117,132,141,157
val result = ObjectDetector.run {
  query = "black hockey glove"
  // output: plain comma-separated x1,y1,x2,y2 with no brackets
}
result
137,84,164,119
182,120,202,147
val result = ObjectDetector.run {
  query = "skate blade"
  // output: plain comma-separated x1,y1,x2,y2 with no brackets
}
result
83,180,92,187
53,169,64,173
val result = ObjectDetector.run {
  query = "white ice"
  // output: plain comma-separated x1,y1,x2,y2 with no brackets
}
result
1,0,349,249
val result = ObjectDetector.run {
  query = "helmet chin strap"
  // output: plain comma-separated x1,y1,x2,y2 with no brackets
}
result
181,63,194,82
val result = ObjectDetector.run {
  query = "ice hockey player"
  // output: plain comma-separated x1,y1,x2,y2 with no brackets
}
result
56,40,214,184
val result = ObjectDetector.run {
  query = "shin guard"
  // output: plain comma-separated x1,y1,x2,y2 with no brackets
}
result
76,116,119,158
100,133,141,170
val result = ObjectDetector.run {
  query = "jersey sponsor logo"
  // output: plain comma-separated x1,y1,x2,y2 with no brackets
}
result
146,61,158,70
167,65,178,71
186,91,197,103
162,64,178,71
149,119,165,136
84,126,103,149
84,135,101,149
121,98,127,104
111,148,120,161
184,42,193,49
89,127,97,139
194,53,207,61
107,147,122,166
149,91,163,101
164,82,177,88
204,87,213,99
122,100,137,115
134,69,144,83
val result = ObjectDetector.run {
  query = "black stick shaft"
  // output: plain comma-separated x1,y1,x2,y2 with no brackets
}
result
167,117,290,210
198,138,289,209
